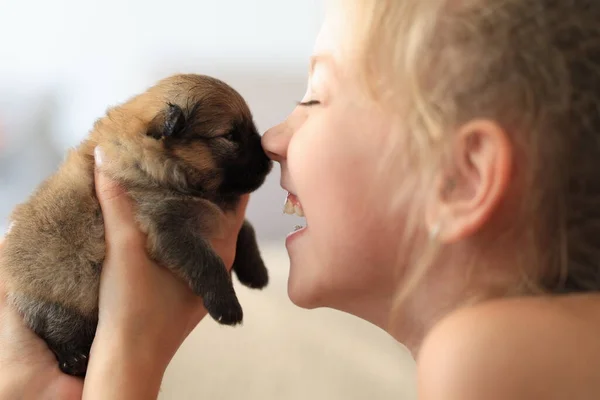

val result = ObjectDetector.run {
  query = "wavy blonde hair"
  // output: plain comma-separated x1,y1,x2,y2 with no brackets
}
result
330,0,600,309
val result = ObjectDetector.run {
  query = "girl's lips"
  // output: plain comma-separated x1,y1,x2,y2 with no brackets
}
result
286,224,307,243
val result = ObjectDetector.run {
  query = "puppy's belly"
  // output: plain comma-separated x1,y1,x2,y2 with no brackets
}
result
3,256,102,318
8,291,98,344
0,208,105,316
8,291,98,377
0,219,103,377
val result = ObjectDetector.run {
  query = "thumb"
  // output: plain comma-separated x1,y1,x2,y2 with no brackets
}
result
94,146,145,248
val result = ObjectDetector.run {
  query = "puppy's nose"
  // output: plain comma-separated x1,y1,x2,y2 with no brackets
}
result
251,135,273,173
263,157,273,173
258,144,274,173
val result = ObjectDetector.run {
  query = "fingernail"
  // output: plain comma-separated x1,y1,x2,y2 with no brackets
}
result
94,146,104,167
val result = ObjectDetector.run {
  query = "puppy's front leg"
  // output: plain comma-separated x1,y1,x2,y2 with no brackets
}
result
232,220,269,289
140,197,243,325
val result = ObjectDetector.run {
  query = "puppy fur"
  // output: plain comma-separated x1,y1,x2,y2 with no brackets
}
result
0,74,273,377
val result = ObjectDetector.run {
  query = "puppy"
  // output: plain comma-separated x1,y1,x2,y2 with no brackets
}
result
0,73,273,377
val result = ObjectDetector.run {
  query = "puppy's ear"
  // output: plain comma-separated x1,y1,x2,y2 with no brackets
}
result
147,103,187,140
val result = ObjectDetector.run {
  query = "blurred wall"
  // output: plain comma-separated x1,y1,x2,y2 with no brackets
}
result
0,0,322,241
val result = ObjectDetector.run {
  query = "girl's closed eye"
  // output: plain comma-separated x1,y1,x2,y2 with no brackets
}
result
297,100,321,107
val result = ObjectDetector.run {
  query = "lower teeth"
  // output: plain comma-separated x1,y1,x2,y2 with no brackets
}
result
294,225,304,231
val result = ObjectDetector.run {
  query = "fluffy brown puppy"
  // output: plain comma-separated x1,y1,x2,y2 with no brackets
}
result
0,73,273,377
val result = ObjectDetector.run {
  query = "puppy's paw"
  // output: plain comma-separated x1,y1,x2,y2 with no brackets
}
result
57,352,89,377
203,292,243,326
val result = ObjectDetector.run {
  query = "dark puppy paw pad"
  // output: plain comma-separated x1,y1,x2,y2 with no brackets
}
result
58,353,89,377
213,309,243,325
242,275,268,289
205,298,243,326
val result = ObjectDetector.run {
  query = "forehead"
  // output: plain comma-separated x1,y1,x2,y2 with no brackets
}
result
314,1,348,55
309,5,354,80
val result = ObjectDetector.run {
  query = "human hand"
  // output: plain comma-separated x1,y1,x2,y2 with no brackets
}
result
0,237,84,400
83,148,249,399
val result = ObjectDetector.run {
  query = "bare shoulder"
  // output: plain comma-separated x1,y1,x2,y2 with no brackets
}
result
416,294,600,400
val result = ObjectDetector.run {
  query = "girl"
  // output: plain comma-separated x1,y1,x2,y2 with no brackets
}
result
3,0,600,398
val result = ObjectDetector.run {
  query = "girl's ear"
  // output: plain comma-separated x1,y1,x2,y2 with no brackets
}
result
147,103,187,140
425,119,513,242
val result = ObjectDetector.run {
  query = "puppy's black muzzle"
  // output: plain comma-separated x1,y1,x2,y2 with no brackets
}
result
220,135,273,195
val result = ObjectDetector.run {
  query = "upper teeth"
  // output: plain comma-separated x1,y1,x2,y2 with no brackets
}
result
283,198,305,217
283,198,294,214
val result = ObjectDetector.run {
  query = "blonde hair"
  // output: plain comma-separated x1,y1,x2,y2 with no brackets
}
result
331,0,600,309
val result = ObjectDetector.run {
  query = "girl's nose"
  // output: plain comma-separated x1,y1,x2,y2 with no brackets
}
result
261,122,290,163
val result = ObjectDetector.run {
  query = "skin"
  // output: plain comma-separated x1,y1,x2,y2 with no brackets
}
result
3,3,600,399
417,295,600,399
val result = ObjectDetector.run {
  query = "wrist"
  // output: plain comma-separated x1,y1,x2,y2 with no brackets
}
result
0,367,54,399
83,332,169,400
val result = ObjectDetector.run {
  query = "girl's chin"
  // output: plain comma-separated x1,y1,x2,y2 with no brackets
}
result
284,229,322,309
286,270,322,311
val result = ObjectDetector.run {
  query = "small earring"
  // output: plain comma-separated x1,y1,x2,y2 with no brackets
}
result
429,222,441,240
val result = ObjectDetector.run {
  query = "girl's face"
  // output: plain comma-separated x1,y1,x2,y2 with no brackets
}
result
263,3,525,351
262,13,416,328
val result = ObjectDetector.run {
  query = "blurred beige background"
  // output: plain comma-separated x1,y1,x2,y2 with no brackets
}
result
1,1,418,398
160,244,417,400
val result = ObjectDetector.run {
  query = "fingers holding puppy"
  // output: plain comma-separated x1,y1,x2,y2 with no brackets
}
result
94,147,146,253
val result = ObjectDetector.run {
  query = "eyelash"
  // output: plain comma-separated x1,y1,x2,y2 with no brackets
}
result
297,100,320,107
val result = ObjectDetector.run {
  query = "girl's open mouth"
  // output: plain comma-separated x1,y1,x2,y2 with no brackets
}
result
283,192,307,234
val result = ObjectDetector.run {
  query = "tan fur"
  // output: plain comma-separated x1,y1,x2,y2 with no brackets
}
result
0,73,272,376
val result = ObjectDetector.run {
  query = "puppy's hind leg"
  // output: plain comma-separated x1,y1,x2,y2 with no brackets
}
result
232,220,269,289
9,294,97,377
